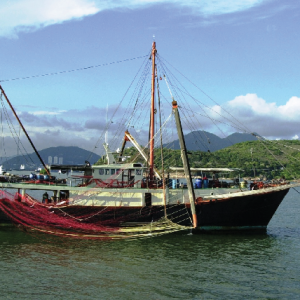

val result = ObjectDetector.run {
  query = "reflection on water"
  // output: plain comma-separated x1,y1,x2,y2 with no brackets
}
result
1,188,300,299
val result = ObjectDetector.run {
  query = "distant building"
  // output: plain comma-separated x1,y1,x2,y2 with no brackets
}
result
48,156,52,164
53,156,58,164
59,157,63,165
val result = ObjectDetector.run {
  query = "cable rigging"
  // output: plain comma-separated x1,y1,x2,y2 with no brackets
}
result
0,55,148,83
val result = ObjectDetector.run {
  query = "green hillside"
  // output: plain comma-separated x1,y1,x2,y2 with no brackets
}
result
96,140,300,180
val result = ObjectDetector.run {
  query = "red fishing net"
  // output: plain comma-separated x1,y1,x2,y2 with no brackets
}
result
0,190,188,239
0,190,122,239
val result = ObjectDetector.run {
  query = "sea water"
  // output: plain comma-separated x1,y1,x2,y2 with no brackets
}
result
0,188,300,299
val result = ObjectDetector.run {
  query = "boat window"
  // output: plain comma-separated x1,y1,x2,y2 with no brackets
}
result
99,169,104,175
133,163,142,167
111,169,115,175
116,169,122,174
136,169,142,175
105,169,110,175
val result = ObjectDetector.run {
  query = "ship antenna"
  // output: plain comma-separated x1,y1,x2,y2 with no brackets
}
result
105,104,108,145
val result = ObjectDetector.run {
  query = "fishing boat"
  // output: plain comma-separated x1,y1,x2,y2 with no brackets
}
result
0,42,296,239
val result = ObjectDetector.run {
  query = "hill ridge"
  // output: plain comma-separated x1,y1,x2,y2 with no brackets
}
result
1,146,100,170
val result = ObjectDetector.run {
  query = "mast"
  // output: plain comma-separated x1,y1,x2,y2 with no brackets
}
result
156,67,167,217
172,100,198,228
0,85,50,176
149,41,156,184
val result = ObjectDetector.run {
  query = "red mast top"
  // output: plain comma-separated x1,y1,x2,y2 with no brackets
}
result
149,41,156,184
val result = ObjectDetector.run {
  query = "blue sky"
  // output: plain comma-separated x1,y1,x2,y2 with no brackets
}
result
0,0,299,156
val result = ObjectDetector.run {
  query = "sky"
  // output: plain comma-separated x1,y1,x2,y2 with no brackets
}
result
0,0,299,158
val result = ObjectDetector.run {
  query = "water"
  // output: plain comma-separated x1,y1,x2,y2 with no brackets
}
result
1,188,300,299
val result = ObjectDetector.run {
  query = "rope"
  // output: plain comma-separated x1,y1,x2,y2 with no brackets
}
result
86,52,151,161
0,55,148,83
0,93,35,165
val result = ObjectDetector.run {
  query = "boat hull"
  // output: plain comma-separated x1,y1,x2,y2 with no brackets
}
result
194,187,289,230
52,187,289,231
0,209,12,223
0,183,291,232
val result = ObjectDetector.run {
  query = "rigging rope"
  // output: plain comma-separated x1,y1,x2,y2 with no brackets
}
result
157,55,251,135
0,55,148,83
0,93,35,165
86,52,151,162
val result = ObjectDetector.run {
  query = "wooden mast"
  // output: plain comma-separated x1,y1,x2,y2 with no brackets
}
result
149,41,156,184
0,85,50,176
172,100,198,228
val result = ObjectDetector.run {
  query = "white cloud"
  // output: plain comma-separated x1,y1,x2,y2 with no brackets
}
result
182,0,266,15
278,96,300,119
29,110,67,116
224,94,300,139
228,94,300,119
0,104,126,156
0,0,100,38
120,0,267,15
0,0,268,38
228,93,277,115
2,93,300,157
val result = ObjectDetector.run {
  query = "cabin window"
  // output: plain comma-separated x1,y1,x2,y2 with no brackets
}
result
136,169,142,175
99,169,104,175
133,163,142,167
116,169,121,174
105,169,110,175
111,169,115,175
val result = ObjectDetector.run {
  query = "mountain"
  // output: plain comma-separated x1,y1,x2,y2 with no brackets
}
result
1,146,100,170
166,131,257,152
0,132,257,170
226,132,257,144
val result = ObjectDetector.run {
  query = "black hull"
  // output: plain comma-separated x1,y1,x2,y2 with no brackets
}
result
194,188,289,230
0,210,12,223
53,188,289,231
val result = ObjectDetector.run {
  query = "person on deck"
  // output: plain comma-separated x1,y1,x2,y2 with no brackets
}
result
42,192,49,204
